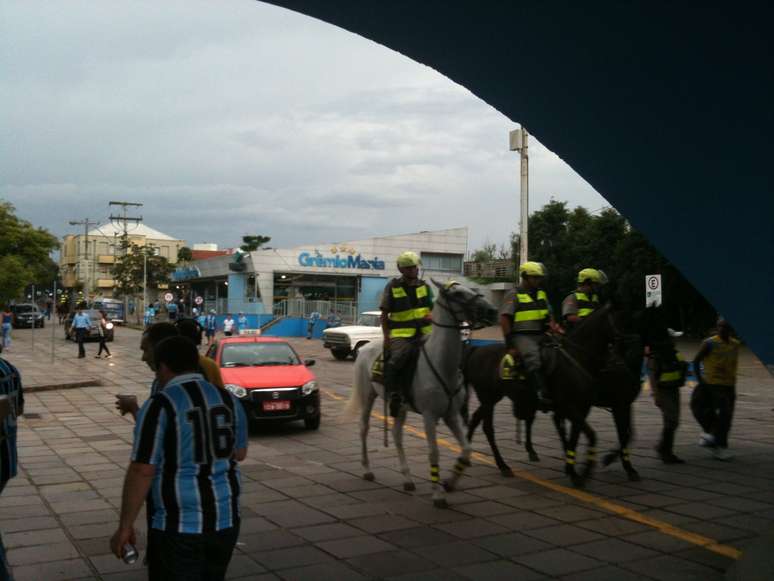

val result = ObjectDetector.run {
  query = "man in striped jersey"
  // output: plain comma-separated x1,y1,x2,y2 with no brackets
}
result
0,357,24,581
110,336,248,581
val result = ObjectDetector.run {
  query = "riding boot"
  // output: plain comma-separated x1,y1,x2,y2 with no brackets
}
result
527,370,553,411
383,362,403,418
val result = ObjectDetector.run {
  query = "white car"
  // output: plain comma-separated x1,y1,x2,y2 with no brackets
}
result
322,311,383,360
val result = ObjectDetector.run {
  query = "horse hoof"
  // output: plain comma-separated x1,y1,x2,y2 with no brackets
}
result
403,482,416,492
528,453,540,462
442,479,455,493
570,474,585,488
500,467,515,478
626,470,641,482
602,453,617,467
363,472,375,481
433,498,449,509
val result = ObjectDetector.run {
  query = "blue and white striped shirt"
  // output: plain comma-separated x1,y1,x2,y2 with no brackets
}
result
132,372,247,533
0,358,23,483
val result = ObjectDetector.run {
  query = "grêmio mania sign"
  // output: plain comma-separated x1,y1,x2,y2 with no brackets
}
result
297,251,385,270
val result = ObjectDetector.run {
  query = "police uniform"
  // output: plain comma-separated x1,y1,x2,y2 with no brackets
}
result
380,276,433,404
561,290,599,328
648,346,686,460
500,286,552,375
133,372,247,580
0,358,23,579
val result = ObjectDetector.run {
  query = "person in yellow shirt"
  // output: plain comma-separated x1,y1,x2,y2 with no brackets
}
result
691,318,740,461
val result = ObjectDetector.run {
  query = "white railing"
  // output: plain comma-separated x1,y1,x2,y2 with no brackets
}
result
272,299,358,324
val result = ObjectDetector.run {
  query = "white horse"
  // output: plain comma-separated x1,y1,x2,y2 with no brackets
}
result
345,279,497,508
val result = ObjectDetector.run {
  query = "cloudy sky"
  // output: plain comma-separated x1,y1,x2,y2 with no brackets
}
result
1,0,607,254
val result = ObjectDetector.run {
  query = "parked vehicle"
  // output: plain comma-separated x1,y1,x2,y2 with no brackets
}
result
64,310,115,342
90,298,125,325
322,310,382,360
208,337,320,429
11,304,45,329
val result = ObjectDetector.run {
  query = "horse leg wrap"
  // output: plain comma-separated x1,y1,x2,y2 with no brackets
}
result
566,450,576,465
622,448,631,462
587,447,597,460
453,457,471,475
430,465,440,483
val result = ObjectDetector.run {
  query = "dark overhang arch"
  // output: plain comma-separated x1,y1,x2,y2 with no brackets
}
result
263,1,774,371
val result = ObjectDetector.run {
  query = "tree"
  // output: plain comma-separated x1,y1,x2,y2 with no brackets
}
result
177,246,193,263
111,244,173,299
0,201,60,303
471,242,497,263
240,235,271,252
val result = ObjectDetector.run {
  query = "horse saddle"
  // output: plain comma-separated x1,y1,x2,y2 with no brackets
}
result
371,353,386,383
498,353,526,381
370,348,420,386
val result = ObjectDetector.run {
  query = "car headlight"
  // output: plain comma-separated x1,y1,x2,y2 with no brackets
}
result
301,381,318,396
225,384,247,398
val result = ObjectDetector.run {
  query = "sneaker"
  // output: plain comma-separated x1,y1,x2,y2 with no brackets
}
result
661,453,686,465
95,355,102,359
106,355,113,359
713,447,734,461
698,432,715,447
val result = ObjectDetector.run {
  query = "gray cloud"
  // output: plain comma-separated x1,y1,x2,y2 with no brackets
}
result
0,0,607,254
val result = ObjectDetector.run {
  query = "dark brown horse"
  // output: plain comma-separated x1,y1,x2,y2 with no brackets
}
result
465,304,621,487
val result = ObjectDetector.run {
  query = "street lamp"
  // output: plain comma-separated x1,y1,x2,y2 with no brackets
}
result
509,127,529,263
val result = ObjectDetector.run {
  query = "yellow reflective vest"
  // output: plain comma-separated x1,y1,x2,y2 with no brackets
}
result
574,291,599,319
701,335,740,386
513,289,550,332
387,281,433,339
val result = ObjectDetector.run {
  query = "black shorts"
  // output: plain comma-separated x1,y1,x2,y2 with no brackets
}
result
147,525,239,581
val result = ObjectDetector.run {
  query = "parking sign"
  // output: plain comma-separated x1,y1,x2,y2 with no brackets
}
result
645,274,662,307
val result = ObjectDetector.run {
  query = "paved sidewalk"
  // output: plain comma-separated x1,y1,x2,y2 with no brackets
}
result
1,327,774,580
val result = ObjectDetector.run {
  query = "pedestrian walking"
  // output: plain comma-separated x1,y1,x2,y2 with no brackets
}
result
647,341,688,464
46,299,53,321
96,310,113,359
0,357,24,580
205,310,217,347
223,314,235,337
166,301,179,322
110,336,247,581
307,310,321,339
237,312,248,334
70,308,91,358
691,318,741,461
326,311,341,329
1,307,12,351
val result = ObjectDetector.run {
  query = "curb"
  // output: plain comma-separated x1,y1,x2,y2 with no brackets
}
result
25,379,102,393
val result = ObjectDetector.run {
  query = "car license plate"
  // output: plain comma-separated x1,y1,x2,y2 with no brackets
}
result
262,400,290,411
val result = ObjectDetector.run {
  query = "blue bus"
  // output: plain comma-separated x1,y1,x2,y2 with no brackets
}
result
91,298,125,325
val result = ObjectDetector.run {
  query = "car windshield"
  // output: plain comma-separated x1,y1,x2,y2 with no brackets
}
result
15,305,36,313
221,342,301,367
356,313,381,327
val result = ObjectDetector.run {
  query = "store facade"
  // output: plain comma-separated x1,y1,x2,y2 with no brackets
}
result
171,227,468,320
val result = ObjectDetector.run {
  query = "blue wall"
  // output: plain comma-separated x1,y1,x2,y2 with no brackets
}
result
359,275,387,314
261,317,327,339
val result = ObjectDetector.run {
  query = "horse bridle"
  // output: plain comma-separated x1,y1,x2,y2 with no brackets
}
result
432,283,485,329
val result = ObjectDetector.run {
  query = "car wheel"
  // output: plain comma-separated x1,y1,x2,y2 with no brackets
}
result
331,349,350,361
304,416,321,430
352,342,369,360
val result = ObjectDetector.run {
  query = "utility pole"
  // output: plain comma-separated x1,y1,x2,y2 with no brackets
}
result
509,127,529,263
109,201,143,319
69,218,99,300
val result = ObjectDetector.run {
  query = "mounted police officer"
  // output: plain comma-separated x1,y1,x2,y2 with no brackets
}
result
381,251,434,417
499,261,556,410
561,268,608,330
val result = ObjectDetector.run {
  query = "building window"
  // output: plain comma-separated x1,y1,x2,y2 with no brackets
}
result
420,252,463,273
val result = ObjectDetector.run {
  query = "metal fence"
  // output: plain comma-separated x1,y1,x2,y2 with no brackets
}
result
272,299,358,324
463,259,515,280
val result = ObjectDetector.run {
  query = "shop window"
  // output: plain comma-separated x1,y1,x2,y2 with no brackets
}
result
421,252,463,273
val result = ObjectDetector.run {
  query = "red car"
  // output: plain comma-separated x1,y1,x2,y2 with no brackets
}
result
207,337,320,430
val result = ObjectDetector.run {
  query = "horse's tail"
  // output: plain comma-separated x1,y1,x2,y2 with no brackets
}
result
344,349,374,419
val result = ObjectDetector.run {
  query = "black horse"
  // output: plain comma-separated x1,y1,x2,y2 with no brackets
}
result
466,304,621,487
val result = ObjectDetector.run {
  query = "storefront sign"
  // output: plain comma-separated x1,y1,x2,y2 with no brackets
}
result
297,252,385,270
171,265,202,282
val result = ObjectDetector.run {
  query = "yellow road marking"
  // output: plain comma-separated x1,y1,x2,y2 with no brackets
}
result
322,388,741,560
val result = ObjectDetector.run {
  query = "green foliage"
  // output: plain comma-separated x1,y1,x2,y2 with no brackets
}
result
111,245,172,298
177,246,193,262
524,201,715,335
0,201,60,303
471,242,497,263
240,235,271,252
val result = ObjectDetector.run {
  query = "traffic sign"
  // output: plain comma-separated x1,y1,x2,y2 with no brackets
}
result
645,274,662,307
164,292,174,303
194,296,204,305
